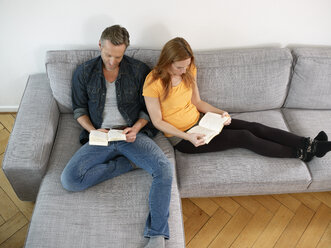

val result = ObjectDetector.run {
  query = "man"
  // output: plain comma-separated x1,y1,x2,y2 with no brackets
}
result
61,25,171,248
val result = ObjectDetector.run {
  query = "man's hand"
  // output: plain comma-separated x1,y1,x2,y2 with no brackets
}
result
97,128,109,133
123,127,138,143
187,133,206,147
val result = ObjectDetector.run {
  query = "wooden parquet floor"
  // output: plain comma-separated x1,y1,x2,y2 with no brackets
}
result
0,113,331,248
0,113,34,248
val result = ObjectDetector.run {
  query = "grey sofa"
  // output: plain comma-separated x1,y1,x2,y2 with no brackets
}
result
2,46,331,248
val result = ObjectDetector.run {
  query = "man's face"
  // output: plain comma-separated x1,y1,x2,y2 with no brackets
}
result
99,40,126,71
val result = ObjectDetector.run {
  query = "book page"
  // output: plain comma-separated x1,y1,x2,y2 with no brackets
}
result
187,125,219,144
107,129,127,141
89,130,108,146
199,112,229,132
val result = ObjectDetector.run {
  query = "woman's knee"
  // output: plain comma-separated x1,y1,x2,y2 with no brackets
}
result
248,121,269,134
242,129,257,142
226,129,256,147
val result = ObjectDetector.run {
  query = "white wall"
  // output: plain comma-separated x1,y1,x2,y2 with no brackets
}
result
1,0,331,111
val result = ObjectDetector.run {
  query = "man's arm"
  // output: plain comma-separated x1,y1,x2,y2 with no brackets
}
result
77,115,97,133
123,118,148,143
72,66,90,122
132,118,148,132
71,65,105,134
138,63,152,122
122,61,151,142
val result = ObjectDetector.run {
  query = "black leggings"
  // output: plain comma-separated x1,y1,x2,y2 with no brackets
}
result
175,118,306,158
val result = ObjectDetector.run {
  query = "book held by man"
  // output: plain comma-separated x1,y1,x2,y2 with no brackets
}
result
187,112,230,144
89,129,126,146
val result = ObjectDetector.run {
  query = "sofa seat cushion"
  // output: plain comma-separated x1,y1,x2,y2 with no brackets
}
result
282,108,331,191
176,110,312,198
25,114,184,248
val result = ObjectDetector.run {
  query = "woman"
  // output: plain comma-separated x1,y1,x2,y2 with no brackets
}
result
143,37,331,161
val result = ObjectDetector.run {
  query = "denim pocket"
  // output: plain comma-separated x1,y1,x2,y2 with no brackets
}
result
87,86,100,102
122,89,138,104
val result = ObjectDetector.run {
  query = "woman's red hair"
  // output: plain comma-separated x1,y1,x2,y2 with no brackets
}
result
151,37,195,100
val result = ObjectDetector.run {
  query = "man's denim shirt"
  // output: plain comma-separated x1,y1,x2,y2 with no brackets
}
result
72,55,158,144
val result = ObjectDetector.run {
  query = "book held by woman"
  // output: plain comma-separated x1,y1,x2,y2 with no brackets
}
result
187,112,230,144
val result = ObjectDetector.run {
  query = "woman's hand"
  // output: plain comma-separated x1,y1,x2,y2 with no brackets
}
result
187,133,206,147
222,112,232,126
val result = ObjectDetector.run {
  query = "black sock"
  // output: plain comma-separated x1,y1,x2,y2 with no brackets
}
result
315,141,331,158
315,131,328,142
300,131,328,162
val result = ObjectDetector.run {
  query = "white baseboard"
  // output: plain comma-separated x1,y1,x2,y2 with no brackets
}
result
0,106,19,112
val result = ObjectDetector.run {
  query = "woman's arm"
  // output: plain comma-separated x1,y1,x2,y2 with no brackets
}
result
144,96,206,147
191,79,231,125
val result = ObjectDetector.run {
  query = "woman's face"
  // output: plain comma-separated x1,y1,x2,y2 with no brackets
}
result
169,58,191,76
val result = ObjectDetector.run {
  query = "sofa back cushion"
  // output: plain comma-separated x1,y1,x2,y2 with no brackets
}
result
46,47,292,113
194,48,292,112
285,47,331,109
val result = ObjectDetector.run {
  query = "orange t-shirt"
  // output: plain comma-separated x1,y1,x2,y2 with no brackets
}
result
143,66,200,137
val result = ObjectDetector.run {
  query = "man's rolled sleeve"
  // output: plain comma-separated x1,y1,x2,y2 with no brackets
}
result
73,108,89,120
139,111,150,122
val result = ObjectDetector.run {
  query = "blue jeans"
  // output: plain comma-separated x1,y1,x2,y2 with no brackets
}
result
61,133,173,239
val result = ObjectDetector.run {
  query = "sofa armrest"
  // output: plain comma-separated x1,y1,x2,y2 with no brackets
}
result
2,74,60,201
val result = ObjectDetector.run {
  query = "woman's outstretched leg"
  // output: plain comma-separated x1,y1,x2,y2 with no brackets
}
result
227,119,306,149
176,128,297,158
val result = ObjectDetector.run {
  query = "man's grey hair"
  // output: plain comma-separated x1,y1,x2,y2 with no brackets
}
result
100,25,130,47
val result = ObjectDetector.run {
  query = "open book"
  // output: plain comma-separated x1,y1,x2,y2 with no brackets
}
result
187,112,230,144
89,129,126,146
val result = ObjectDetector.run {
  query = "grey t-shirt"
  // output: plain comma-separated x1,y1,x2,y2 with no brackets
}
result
101,80,127,129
